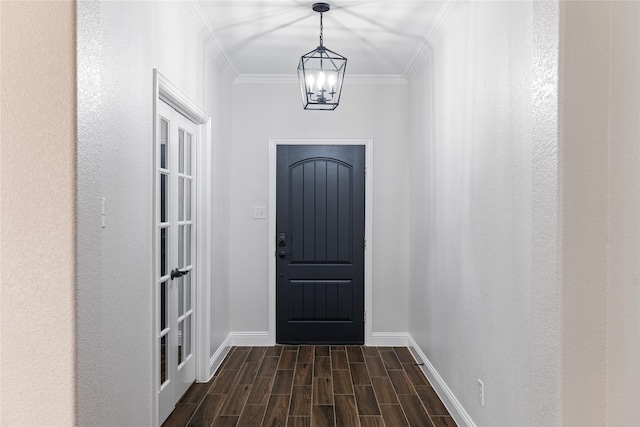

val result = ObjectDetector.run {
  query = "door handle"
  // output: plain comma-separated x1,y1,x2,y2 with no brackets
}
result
278,250,287,258
171,268,189,280
277,232,287,247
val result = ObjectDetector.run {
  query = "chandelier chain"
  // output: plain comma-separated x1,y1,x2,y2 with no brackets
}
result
319,12,324,46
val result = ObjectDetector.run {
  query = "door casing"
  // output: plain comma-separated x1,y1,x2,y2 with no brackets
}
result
153,70,212,427
268,138,373,346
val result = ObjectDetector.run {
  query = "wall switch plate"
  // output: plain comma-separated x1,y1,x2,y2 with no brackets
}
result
477,379,484,406
101,198,106,228
253,206,266,219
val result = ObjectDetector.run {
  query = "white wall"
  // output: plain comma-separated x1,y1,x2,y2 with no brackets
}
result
77,1,233,425
207,53,233,357
409,1,640,425
408,1,554,425
0,1,76,425
608,1,640,425
230,79,410,335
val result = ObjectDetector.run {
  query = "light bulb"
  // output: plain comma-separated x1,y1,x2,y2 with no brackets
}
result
328,74,335,91
307,75,314,91
318,72,326,90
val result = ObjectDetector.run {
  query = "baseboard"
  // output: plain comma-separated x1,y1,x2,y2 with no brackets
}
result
229,331,270,346
407,335,476,427
226,331,408,347
208,333,232,380
370,332,410,346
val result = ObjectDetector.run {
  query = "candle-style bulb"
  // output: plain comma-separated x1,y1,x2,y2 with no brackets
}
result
318,72,326,90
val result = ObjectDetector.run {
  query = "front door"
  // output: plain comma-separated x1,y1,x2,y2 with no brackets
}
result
276,145,365,344
157,101,197,424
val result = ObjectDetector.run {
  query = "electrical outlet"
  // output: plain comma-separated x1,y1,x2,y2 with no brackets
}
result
477,379,484,406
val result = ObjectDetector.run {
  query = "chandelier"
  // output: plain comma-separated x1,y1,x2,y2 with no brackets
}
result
297,2,347,110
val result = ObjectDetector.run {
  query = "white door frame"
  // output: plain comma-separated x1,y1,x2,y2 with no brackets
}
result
268,138,374,346
152,70,212,426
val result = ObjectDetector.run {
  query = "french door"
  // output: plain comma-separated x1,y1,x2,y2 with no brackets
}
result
156,100,197,424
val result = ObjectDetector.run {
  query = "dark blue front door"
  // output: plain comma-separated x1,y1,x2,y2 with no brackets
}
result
276,145,365,344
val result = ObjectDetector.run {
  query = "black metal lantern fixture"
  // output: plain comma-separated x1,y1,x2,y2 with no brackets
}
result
297,2,347,110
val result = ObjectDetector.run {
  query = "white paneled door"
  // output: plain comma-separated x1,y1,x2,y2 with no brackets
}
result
157,100,197,424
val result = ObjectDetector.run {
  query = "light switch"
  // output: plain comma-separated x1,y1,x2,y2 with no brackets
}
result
101,198,106,228
253,206,266,219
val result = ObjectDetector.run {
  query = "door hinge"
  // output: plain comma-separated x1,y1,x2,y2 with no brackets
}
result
363,238,366,250
364,310,367,323
364,166,367,177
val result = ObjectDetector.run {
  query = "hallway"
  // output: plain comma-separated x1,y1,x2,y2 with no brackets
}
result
5,1,640,425
163,346,455,427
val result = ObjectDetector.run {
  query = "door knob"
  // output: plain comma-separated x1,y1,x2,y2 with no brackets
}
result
278,251,287,258
171,268,189,280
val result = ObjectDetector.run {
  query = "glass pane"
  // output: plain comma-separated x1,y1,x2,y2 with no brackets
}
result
160,119,168,169
179,130,184,174
186,133,192,175
160,280,167,331
186,181,191,221
160,174,167,223
160,228,167,277
178,276,184,317
160,335,167,386
179,178,184,221
185,274,191,312
178,225,184,268
185,317,191,358
186,224,191,266
178,321,184,365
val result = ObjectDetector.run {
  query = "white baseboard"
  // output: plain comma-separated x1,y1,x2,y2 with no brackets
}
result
225,331,407,347
208,333,232,380
229,331,270,346
370,332,410,346
407,335,476,427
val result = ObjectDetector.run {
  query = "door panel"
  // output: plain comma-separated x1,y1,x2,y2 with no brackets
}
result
289,280,353,321
157,101,196,424
276,145,365,344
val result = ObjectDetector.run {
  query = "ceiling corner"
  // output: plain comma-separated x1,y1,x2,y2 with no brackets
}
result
402,0,466,81
177,0,239,80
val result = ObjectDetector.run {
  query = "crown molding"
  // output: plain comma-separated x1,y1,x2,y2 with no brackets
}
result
234,74,408,85
178,0,239,80
402,0,466,81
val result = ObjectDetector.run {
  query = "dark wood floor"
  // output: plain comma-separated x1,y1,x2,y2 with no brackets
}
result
163,346,457,427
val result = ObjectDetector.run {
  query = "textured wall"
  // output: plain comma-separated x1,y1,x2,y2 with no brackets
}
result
407,1,562,425
76,1,233,424
530,2,561,425
230,81,410,335
608,1,640,425
0,1,76,425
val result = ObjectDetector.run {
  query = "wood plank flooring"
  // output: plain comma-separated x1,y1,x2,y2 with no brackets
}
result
162,346,457,427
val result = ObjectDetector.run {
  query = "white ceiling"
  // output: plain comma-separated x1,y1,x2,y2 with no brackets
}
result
196,0,447,77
